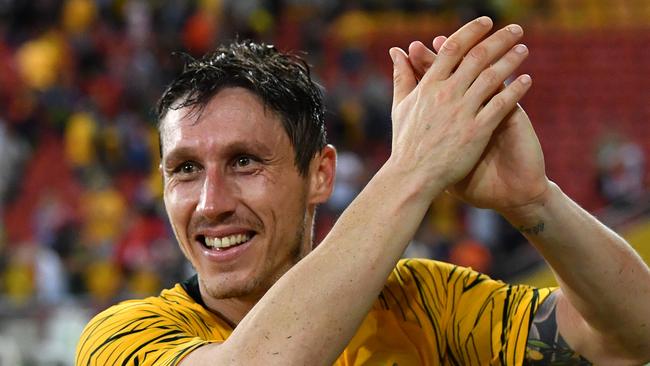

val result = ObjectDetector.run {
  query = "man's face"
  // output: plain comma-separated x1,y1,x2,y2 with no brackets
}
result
160,87,323,301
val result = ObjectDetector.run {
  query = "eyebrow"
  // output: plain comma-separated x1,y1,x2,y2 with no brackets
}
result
163,140,276,166
162,145,197,167
223,140,274,157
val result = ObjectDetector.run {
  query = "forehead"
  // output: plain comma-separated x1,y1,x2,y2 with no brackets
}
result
160,87,291,157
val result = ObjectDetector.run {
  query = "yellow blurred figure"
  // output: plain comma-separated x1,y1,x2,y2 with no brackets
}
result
85,260,121,303
199,0,222,15
249,8,274,35
147,126,163,198
3,262,34,306
339,98,364,145
64,112,97,168
428,194,460,239
127,269,160,297
15,33,64,90
80,187,126,245
62,0,97,35
332,10,375,47
3,245,36,306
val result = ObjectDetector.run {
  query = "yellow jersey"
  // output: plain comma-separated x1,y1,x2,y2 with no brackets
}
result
76,258,554,365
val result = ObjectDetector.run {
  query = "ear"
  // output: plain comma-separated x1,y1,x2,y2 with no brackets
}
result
307,144,336,205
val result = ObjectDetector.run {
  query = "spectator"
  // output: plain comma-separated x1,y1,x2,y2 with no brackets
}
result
596,131,646,208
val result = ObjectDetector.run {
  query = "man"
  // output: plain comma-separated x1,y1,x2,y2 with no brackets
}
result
76,17,650,365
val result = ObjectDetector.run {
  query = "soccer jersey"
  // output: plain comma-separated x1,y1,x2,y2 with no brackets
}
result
76,258,554,365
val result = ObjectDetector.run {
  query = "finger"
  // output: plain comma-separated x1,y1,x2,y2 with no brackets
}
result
475,74,532,129
424,16,493,82
407,41,436,80
389,47,417,109
464,43,529,111
432,36,446,53
452,24,525,91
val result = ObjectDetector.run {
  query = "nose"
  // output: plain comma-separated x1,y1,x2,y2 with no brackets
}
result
196,168,238,220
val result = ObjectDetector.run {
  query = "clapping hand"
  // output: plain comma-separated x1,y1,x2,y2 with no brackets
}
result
389,17,550,214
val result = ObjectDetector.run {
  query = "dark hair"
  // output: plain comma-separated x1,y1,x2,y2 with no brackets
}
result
156,41,327,176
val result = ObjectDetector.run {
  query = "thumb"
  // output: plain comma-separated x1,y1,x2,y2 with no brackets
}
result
389,47,417,109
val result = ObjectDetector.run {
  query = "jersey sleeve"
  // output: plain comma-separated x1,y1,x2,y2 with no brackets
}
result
75,299,216,366
388,259,554,365
438,261,555,365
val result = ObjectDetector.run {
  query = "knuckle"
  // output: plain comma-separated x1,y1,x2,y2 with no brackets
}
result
474,113,487,126
508,80,524,94
419,59,433,72
441,39,459,55
481,68,500,86
468,45,488,62
462,126,478,142
433,88,451,104
491,95,507,110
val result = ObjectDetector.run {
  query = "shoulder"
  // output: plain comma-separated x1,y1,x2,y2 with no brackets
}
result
76,283,224,366
376,259,458,327
83,283,205,330
388,258,453,282
385,258,484,293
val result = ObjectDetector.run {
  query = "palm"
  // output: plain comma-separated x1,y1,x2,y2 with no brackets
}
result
450,105,549,212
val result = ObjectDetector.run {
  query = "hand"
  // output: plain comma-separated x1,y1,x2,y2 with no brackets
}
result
403,28,551,214
389,17,537,206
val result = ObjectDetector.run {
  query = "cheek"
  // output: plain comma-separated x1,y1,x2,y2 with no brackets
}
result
239,173,303,209
245,175,307,234
164,183,199,233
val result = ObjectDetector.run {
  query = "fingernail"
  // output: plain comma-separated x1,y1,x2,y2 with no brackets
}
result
514,44,528,54
508,24,523,34
520,74,532,84
389,48,398,64
478,16,492,26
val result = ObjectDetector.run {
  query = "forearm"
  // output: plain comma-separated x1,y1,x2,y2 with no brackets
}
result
501,181,650,360
186,161,440,365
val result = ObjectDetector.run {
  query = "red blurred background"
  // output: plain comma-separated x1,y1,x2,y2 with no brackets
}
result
0,1,648,364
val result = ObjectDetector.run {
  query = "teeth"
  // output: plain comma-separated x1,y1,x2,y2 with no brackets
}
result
205,233,251,249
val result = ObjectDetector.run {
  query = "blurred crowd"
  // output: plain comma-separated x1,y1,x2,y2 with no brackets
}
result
0,0,649,364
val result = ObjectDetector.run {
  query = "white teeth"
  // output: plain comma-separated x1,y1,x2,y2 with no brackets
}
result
204,233,251,249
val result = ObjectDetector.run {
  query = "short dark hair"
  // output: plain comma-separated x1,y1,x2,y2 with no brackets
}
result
156,41,327,176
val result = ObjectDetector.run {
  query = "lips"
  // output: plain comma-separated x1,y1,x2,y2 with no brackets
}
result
197,231,256,250
192,230,256,263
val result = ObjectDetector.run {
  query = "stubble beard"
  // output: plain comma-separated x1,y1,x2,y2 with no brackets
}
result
200,211,309,301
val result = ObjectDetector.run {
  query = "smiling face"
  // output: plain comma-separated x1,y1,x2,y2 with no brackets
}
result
160,87,334,304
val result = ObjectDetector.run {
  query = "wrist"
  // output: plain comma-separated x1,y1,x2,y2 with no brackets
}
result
382,156,447,203
499,180,561,229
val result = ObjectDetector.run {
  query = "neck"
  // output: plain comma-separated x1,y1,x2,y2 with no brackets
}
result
203,295,260,328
